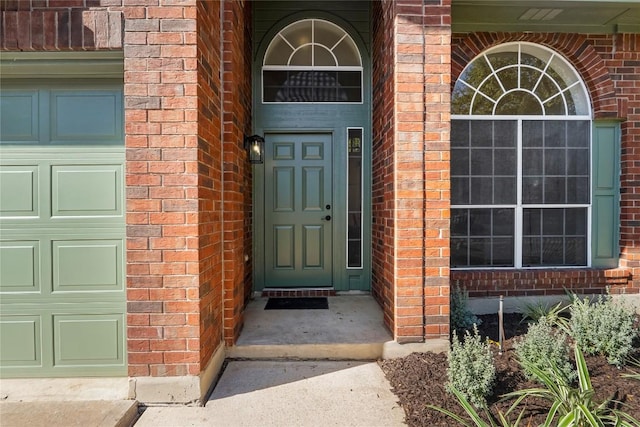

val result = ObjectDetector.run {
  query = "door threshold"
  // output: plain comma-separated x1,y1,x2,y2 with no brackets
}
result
257,288,336,297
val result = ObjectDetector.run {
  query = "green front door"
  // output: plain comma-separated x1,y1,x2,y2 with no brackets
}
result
264,133,333,287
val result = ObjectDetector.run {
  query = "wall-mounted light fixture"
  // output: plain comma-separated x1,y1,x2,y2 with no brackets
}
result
244,134,265,164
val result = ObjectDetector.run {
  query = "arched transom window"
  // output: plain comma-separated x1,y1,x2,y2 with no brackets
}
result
262,19,363,103
452,42,589,116
451,42,592,269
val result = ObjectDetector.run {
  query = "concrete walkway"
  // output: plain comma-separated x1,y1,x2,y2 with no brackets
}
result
0,400,138,427
0,360,406,426
135,360,406,427
0,377,138,427
0,297,410,426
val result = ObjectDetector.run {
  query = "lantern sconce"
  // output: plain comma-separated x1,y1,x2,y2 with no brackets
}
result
244,134,265,164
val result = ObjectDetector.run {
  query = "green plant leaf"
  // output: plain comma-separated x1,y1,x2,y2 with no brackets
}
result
556,411,576,427
543,400,562,426
427,404,476,427
575,346,593,393
576,403,605,426
613,410,640,427
428,386,492,427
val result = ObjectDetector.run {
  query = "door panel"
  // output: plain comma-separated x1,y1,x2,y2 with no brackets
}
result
265,134,332,287
274,226,295,268
302,166,323,210
303,225,323,268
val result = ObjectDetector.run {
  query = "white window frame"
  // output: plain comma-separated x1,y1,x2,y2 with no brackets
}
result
451,42,592,270
262,19,364,105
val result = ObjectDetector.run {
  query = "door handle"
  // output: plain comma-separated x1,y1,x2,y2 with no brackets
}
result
322,215,331,221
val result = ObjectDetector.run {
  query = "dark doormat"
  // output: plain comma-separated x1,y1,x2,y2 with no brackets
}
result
264,297,329,310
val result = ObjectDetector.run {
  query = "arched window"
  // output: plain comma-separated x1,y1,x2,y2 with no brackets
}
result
262,19,363,103
451,42,592,268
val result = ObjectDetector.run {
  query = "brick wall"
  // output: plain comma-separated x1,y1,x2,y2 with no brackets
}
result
195,0,223,373
603,35,640,289
452,269,633,298
371,0,396,340
372,0,451,342
451,32,640,295
221,0,252,345
1,0,123,50
124,1,202,377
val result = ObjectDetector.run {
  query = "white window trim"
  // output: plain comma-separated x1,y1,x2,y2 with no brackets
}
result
454,42,590,117
261,19,364,105
450,117,593,270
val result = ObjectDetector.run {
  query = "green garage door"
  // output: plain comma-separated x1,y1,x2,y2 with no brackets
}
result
0,80,126,377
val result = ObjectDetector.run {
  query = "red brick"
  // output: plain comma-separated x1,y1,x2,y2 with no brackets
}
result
149,339,187,351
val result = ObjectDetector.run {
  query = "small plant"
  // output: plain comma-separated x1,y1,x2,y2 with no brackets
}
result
432,345,639,427
451,283,481,334
569,292,639,367
520,299,569,327
504,345,640,426
427,386,526,427
514,317,576,384
447,325,496,409
622,357,640,382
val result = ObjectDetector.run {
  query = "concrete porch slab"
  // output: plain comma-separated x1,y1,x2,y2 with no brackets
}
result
227,295,393,359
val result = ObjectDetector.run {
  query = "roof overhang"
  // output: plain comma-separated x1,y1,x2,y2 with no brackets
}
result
452,0,640,33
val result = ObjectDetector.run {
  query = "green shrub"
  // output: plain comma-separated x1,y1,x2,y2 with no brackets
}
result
432,346,640,427
569,293,638,367
447,325,496,409
513,317,576,383
451,283,481,334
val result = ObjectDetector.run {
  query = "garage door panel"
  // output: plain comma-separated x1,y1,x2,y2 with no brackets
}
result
54,314,124,367
0,165,39,217
0,90,40,143
0,315,42,367
52,165,122,217
53,239,123,292
0,81,125,378
0,304,125,376
50,91,122,142
0,241,40,293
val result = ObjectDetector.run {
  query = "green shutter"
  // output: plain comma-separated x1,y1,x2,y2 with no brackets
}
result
591,122,620,268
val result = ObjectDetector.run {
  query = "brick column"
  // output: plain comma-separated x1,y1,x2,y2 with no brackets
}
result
420,1,451,338
394,0,451,342
394,4,429,342
222,0,253,345
196,0,224,375
372,0,397,340
373,0,451,343
124,2,203,379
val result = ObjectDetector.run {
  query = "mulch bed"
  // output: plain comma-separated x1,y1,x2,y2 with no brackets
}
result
380,313,640,426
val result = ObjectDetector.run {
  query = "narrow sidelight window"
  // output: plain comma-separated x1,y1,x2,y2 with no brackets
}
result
347,128,363,268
